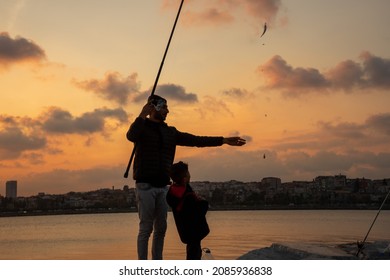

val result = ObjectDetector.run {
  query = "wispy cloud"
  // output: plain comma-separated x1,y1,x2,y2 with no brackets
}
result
182,8,234,26
5,0,28,30
222,87,253,99
239,0,282,22
195,96,234,119
162,0,283,26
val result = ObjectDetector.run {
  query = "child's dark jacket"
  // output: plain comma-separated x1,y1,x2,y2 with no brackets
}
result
166,183,209,244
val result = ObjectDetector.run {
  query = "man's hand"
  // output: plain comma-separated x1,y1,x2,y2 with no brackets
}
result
223,137,246,146
139,102,154,119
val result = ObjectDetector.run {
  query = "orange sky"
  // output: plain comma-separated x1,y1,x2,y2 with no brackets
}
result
1,0,390,196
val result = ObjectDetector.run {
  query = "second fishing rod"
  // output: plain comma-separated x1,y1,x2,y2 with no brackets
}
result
124,0,185,178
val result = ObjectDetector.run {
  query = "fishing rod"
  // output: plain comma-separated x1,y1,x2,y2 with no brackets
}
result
124,0,185,178
356,187,390,257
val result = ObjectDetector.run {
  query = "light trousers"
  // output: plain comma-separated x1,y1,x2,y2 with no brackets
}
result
135,183,168,260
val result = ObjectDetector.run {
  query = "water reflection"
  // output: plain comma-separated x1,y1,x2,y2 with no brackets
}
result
0,210,388,260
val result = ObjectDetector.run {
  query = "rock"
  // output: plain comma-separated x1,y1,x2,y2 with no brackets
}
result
237,241,390,260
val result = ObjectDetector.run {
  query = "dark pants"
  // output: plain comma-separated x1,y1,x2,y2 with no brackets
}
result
186,240,202,260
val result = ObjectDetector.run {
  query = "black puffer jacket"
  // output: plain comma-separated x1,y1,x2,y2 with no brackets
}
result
126,117,223,187
166,183,209,244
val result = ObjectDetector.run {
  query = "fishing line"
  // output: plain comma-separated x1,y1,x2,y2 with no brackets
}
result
124,0,185,178
356,187,390,257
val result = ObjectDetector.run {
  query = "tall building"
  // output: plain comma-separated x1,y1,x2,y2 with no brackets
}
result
6,180,17,198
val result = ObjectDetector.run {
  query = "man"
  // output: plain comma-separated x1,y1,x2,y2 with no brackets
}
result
126,95,246,259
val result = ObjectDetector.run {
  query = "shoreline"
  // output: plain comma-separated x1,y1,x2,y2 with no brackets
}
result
1,205,388,218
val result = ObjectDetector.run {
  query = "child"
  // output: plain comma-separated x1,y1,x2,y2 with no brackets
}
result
167,161,210,260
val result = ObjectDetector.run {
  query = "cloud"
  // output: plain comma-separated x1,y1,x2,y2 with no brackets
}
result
24,152,45,165
134,83,198,104
16,146,390,196
240,0,282,22
0,32,46,67
319,113,390,140
222,87,253,99
41,107,129,134
260,112,390,181
286,150,390,179
272,113,390,155
176,145,390,184
318,121,366,139
162,0,283,26
155,84,198,102
326,60,365,90
0,126,46,159
74,72,140,105
365,113,390,136
0,107,129,160
285,151,354,173
326,52,390,90
183,8,234,26
9,110,390,196
260,55,329,95
259,52,390,96
0,115,45,160
195,96,234,119
360,51,390,88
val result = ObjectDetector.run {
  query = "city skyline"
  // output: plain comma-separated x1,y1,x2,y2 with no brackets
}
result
1,0,390,196
1,173,388,198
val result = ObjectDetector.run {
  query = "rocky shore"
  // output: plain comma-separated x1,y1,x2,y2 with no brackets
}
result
237,241,390,260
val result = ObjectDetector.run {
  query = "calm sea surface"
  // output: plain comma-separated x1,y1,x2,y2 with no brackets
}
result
0,210,389,260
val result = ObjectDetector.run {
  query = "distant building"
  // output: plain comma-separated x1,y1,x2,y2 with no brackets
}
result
314,176,335,190
6,180,17,198
334,174,347,188
261,177,282,192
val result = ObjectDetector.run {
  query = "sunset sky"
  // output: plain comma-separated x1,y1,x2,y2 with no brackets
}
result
1,0,390,196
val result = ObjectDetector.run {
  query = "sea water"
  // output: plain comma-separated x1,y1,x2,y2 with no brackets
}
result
0,210,388,260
